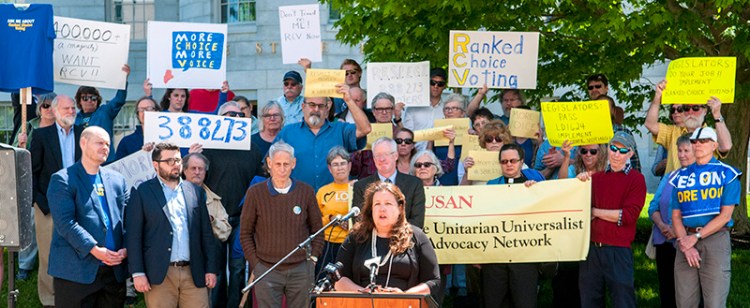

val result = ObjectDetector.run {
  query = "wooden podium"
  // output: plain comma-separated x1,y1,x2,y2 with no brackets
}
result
313,291,438,308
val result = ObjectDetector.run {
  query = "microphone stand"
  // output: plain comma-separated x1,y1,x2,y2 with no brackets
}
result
242,215,347,294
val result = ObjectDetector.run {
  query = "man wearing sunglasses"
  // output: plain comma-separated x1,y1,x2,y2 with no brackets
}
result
669,127,741,308
586,74,609,99
402,68,448,151
576,131,647,307
276,70,305,125
645,80,732,174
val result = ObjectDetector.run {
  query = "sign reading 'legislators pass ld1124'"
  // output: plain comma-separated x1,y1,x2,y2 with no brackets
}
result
143,112,252,150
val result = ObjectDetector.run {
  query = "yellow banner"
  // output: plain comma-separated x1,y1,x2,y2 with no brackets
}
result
662,57,736,104
434,118,471,147
460,134,482,161
413,125,453,142
424,179,591,264
541,100,613,147
366,123,393,149
304,69,346,98
509,108,540,139
467,150,500,182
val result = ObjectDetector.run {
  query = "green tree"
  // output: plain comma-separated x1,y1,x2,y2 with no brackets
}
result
325,0,750,233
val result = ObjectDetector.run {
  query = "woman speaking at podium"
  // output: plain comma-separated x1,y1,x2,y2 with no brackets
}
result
334,182,440,297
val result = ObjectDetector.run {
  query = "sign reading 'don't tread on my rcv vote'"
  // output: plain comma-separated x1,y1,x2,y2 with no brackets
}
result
147,21,227,89
449,30,539,89
143,112,252,150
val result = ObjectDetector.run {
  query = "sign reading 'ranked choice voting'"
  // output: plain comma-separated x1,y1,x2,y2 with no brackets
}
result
147,21,227,89
449,31,539,89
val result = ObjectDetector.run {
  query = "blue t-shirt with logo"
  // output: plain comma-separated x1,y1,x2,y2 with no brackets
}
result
0,4,55,93
669,158,741,228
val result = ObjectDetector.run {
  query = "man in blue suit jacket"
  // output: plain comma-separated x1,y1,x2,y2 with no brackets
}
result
47,126,129,308
126,142,220,307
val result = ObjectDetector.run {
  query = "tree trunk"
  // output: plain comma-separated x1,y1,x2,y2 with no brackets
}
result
724,97,750,235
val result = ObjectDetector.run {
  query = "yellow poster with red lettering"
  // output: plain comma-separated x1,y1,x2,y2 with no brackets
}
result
423,179,591,264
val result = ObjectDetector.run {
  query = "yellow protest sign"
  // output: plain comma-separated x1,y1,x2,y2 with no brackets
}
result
366,123,393,149
662,57,736,104
424,179,591,264
434,118,471,147
509,108,540,139
460,134,482,161
413,125,452,142
304,69,345,98
541,100,613,147
467,150,501,182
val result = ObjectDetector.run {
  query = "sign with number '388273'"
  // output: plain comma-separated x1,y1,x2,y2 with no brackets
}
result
143,112,252,150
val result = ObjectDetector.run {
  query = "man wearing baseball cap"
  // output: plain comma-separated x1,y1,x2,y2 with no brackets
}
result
669,127,741,308
576,131,646,307
276,70,305,124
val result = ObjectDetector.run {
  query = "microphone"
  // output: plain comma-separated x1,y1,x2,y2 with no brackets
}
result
335,207,360,224
312,261,344,293
364,256,380,289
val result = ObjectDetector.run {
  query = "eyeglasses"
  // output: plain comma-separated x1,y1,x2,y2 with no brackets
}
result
430,80,446,87
374,151,396,160
484,136,504,143
443,106,463,112
284,81,299,87
587,84,603,90
500,159,521,165
673,105,703,113
155,158,182,166
373,107,394,113
222,111,244,117
345,70,359,76
40,103,51,109
137,106,156,113
690,138,713,144
609,144,631,154
330,162,349,168
414,162,435,169
305,102,328,109
579,148,599,155
262,113,281,119
394,138,414,145
80,95,98,102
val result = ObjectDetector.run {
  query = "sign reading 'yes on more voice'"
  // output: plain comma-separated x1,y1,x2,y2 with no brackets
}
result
147,21,227,89
53,16,130,90
279,4,322,64
662,57,736,105
366,61,430,107
541,100,613,147
143,112,252,150
449,31,539,89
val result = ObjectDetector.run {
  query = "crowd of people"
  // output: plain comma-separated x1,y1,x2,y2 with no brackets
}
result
1,55,741,308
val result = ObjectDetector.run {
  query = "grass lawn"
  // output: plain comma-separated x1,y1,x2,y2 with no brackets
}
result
3,194,750,307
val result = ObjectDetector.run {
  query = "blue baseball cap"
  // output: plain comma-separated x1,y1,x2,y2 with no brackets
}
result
283,71,302,84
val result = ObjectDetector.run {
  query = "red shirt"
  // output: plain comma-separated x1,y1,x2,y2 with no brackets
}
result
188,89,235,113
590,168,646,248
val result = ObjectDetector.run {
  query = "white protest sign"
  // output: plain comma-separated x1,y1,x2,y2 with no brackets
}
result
53,16,130,89
449,31,539,89
367,61,430,107
279,4,322,64
103,150,155,189
144,112,252,150
147,21,227,89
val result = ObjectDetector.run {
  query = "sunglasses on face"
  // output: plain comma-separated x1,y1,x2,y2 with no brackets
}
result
690,138,713,144
484,136,503,143
579,148,598,155
345,70,359,76
430,80,446,87
40,103,51,109
609,144,631,154
395,138,414,145
672,105,703,113
222,111,244,117
284,81,299,87
587,84,603,90
500,158,521,165
80,95,98,102
414,162,435,169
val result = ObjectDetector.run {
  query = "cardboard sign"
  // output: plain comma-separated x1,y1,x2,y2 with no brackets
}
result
541,100,613,147
366,123,393,149
143,112,252,150
662,57,736,104
414,125,453,142
304,69,345,98
434,118,471,147
279,4,322,64
53,17,130,89
103,150,155,189
449,30,539,89
147,21,227,89
509,108,541,139
366,61,430,107
467,150,501,181
424,179,591,263
460,134,483,161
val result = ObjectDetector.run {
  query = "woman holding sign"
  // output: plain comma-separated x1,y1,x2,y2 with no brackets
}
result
335,182,440,298
459,120,512,185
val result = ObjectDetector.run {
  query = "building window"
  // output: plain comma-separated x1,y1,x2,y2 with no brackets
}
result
221,0,256,24
328,3,341,21
112,0,154,40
